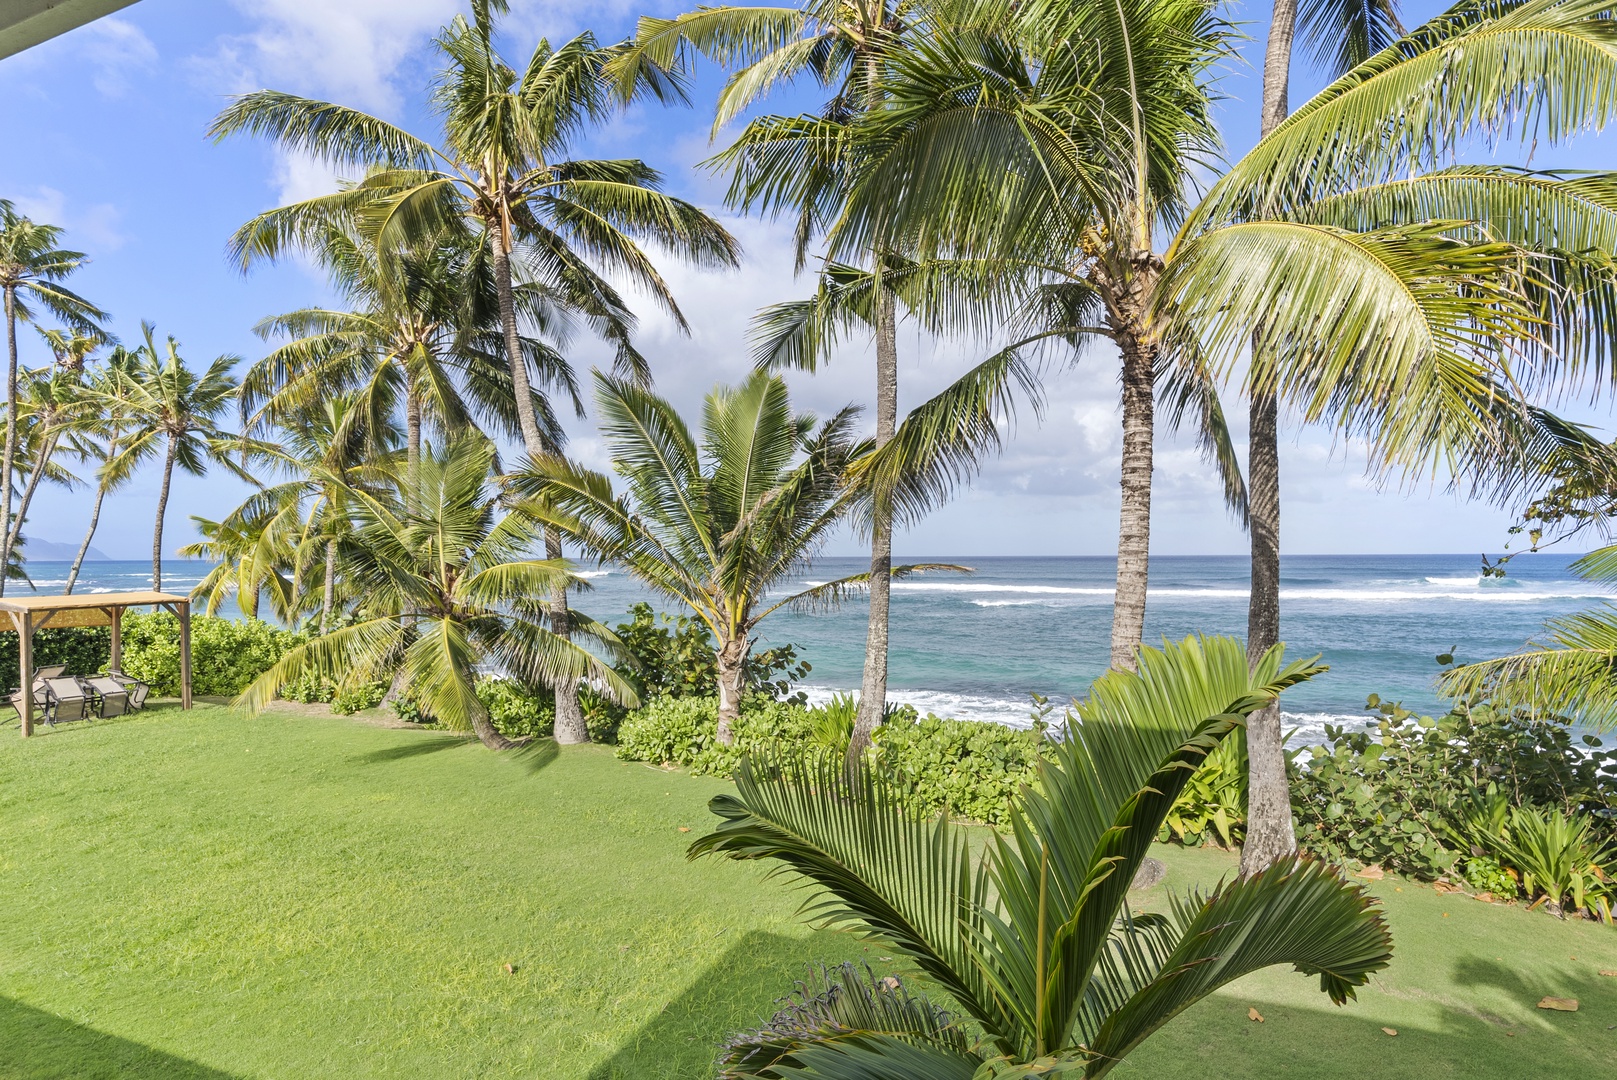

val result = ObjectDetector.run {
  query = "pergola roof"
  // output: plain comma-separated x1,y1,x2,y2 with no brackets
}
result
0,1,142,60
0,591,187,630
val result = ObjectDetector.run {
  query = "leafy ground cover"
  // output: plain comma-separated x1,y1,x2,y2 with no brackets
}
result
0,705,1613,1078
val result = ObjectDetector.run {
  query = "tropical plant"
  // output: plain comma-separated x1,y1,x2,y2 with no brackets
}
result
693,636,1393,1077
88,323,262,592
1492,806,1615,921
210,0,739,741
619,0,1036,762
0,200,106,590
63,344,138,595
4,366,95,564
518,370,951,743
237,433,636,750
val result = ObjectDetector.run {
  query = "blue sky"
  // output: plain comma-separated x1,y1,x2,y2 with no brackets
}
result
0,0,1608,562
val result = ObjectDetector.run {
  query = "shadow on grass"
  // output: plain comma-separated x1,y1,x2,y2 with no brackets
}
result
0,996,238,1079
355,734,473,764
512,736,559,774
588,931,831,1080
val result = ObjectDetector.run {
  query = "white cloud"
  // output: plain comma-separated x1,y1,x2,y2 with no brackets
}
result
13,188,127,252
80,17,159,97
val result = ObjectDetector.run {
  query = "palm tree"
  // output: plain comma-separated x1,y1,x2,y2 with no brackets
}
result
518,370,956,744
210,1,739,742
1163,0,1617,870
1238,0,1403,871
0,201,106,583
617,0,937,762
181,510,296,622
90,324,261,592
237,434,637,750
63,345,138,595
3,367,96,577
694,636,1393,1077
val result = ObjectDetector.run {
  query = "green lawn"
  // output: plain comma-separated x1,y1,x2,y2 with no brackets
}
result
0,705,1613,1078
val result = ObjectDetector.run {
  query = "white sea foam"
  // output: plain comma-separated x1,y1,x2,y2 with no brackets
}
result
822,578,1608,604
576,570,611,579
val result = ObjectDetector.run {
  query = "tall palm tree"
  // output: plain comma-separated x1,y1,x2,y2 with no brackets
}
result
616,0,935,759
210,0,739,742
518,370,956,744
1238,0,1403,870
63,345,138,595
238,434,637,750
1163,0,1617,869
91,324,261,592
0,201,106,583
820,0,1228,674
694,636,1392,1077
3,367,96,577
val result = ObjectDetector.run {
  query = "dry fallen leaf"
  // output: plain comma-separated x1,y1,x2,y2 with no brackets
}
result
1504,1032,1515,1037
503,963,516,974
879,976,901,991
1537,996,1579,1012
1356,865,1385,881
1599,970,1617,977
1247,1008,1264,1023
1442,912,1450,918
1475,892,1494,903
677,827,691,833
1381,1027,1398,1037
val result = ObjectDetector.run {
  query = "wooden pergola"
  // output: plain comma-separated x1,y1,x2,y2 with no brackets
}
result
0,591,191,737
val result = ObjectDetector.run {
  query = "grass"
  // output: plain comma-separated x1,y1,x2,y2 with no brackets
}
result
0,704,1613,1078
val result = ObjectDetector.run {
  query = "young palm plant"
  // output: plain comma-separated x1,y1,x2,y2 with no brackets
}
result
89,324,265,592
517,370,957,744
210,1,738,740
694,635,1392,1077
238,434,636,750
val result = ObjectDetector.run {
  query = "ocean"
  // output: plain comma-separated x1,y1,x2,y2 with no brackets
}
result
35,552,1605,746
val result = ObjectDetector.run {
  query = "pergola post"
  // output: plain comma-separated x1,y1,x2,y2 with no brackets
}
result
178,601,192,710
107,607,122,672
13,611,32,738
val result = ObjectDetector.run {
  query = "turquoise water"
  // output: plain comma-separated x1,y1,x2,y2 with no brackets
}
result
40,553,1604,743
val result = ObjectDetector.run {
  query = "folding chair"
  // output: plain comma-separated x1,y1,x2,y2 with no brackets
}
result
8,664,66,720
107,670,150,711
84,676,130,718
42,677,93,726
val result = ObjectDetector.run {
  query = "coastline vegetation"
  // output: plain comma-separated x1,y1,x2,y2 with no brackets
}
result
3,0,1617,1075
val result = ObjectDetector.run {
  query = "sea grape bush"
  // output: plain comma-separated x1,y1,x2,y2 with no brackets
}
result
120,613,304,697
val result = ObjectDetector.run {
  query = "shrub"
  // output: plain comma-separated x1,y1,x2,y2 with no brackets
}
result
1160,733,1248,849
0,626,110,689
119,613,304,697
330,681,387,715
282,671,337,704
477,678,554,739
617,696,1045,827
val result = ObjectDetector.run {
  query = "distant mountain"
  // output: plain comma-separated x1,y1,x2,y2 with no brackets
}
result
22,539,111,561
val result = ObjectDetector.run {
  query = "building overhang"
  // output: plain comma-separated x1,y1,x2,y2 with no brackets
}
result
0,1,141,60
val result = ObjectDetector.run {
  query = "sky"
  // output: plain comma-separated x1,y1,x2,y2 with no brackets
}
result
0,0,1609,562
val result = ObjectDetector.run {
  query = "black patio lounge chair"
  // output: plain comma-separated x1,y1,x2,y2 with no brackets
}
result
84,676,130,718
42,677,93,726
106,670,150,711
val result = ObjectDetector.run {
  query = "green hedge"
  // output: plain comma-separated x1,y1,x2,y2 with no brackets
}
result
0,626,110,690
616,696,1046,827
118,613,305,698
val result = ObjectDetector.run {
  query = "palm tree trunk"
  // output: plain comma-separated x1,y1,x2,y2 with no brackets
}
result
64,478,109,595
405,388,422,503
489,219,584,742
715,634,748,745
6,431,57,556
1242,0,1301,875
321,537,337,634
467,673,517,750
548,527,589,744
152,435,177,592
847,284,898,765
0,284,19,597
1110,325,1156,671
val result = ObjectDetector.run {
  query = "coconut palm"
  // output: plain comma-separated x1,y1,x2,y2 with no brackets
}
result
617,0,945,763
90,324,263,592
210,1,738,741
4,367,96,573
238,433,636,750
517,370,956,744
63,345,138,595
1237,0,1403,870
0,202,106,583
694,635,1392,1078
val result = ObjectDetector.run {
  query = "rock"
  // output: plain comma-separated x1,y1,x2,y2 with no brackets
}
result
1537,997,1579,1012
1600,970,1617,977
1130,857,1166,890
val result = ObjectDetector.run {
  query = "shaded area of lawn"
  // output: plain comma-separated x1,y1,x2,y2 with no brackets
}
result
0,704,1613,1078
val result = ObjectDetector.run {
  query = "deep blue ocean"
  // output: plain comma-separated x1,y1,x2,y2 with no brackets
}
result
37,552,1606,745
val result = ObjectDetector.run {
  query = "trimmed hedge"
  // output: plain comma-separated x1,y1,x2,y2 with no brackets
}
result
0,626,110,691
119,613,304,698
616,696,1046,827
